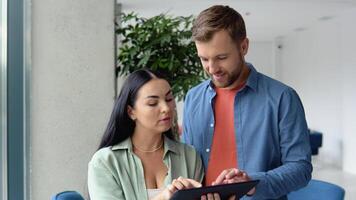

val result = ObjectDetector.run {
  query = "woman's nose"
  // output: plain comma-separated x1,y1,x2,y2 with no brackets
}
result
161,102,170,113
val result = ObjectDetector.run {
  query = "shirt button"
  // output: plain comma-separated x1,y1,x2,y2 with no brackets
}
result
206,148,210,152
210,123,214,127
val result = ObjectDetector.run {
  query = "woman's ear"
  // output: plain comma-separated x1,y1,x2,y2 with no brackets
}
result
127,106,136,120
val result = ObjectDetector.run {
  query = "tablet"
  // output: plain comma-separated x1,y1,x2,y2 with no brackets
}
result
170,180,259,200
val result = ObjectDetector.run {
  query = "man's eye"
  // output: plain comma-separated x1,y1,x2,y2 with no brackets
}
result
218,56,227,60
148,103,157,106
166,98,173,102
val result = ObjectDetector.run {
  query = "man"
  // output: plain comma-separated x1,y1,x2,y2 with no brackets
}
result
182,5,312,200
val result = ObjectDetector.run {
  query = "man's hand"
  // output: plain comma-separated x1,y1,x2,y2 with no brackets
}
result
200,193,236,200
212,168,256,196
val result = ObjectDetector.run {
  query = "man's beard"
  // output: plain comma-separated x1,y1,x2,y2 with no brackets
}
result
212,55,245,88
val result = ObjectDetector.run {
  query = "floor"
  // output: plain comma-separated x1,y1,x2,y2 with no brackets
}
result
312,157,356,200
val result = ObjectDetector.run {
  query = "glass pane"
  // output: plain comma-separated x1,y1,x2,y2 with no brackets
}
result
0,0,8,199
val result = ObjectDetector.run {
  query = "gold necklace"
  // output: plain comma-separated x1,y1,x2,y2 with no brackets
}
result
133,141,163,153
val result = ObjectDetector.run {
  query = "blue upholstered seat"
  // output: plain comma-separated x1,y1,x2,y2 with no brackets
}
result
288,179,345,200
51,191,84,200
309,130,323,155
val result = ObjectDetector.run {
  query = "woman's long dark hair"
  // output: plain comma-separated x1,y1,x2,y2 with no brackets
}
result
98,69,177,150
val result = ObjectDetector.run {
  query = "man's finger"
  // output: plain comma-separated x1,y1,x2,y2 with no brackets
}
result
247,187,256,196
207,193,214,200
225,169,245,179
228,195,236,200
213,193,221,200
242,172,251,181
214,169,232,184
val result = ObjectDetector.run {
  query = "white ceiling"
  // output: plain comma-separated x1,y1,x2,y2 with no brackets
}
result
117,0,356,41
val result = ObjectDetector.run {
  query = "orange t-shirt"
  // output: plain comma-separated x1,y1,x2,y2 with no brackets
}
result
205,84,244,186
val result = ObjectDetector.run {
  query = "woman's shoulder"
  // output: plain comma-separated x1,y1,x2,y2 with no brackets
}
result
89,147,116,167
179,142,198,154
90,138,132,165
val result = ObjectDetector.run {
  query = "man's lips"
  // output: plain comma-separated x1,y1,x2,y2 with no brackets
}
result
213,73,225,81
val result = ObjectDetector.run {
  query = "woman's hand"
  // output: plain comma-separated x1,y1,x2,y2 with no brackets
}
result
153,177,202,200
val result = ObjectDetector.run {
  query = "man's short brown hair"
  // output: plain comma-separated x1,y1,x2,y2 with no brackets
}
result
192,5,246,42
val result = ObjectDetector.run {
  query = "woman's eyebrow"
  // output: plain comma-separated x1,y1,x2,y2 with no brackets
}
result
145,95,159,99
145,89,172,99
165,90,172,96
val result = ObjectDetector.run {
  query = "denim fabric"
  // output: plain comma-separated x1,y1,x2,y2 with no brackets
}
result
182,63,312,200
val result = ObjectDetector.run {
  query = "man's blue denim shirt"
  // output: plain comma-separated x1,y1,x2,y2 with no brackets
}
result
182,63,312,200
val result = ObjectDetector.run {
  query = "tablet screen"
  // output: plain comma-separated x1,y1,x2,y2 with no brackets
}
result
170,180,259,200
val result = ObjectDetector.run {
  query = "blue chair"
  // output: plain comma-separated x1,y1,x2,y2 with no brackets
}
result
309,130,323,155
51,191,85,200
288,179,345,200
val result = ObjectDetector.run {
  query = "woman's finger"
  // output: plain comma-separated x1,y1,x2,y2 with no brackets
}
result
172,179,185,190
177,177,192,188
177,177,202,188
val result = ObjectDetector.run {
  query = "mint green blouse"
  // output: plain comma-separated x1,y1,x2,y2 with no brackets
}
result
88,136,204,200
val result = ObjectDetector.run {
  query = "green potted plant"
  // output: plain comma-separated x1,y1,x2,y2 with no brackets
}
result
116,12,206,101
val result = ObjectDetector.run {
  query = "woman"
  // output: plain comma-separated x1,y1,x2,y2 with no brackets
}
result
88,69,204,200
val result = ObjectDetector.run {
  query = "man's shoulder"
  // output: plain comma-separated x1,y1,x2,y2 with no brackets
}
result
256,72,293,95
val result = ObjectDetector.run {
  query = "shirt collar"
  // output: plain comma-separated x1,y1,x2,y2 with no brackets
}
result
245,62,258,92
111,137,132,151
204,62,258,92
163,136,180,155
111,135,180,155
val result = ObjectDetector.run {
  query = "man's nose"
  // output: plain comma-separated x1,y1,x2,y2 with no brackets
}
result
208,60,218,74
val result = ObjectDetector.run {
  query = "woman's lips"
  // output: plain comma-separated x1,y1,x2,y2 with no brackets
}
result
160,117,171,121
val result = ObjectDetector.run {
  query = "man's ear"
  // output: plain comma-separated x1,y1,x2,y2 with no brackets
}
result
240,38,249,56
127,106,136,120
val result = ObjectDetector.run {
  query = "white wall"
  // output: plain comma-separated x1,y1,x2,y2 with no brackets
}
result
278,8,356,173
31,0,115,199
246,41,275,78
339,8,356,174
